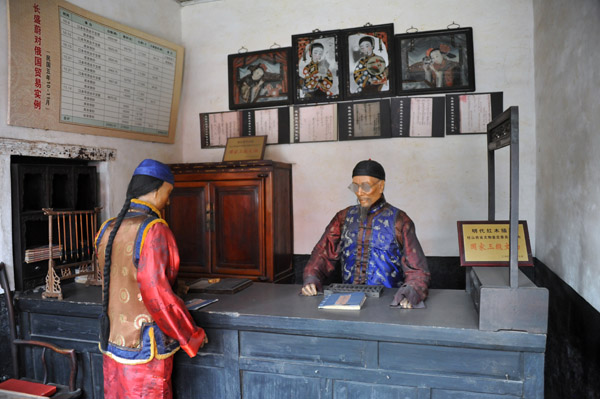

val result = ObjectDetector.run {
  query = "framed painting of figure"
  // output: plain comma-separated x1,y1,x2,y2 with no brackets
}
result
396,27,475,95
341,23,395,101
292,29,343,104
228,47,293,110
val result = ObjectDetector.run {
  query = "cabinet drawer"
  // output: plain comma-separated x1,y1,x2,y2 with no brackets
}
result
379,342,522,379
334,381,418,399
29,312,98,342
240,331,377,368
242,371,328,399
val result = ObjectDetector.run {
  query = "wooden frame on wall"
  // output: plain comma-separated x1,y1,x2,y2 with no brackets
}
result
7,0,184,143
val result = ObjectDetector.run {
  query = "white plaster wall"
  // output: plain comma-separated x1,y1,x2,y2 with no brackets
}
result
177,0,537,255
0,0,182,289
1,0,540,289
533,0,600,311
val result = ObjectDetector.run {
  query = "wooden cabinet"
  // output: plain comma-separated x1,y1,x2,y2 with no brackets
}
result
10,162,98,291
165,161,293,283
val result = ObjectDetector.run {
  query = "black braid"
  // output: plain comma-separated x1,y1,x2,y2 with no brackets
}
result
99,175,164,351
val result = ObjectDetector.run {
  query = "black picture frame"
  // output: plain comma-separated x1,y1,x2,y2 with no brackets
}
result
341,23,395,101
228,47,293,110
396,27,475,96
292,29,343,104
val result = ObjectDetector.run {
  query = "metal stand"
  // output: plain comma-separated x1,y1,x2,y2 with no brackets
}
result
467,106,548,333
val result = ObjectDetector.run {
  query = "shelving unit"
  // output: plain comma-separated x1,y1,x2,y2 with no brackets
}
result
11,161,99,291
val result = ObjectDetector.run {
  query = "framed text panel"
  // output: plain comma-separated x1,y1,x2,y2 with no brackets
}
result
457,220,533,267
7,0,184,143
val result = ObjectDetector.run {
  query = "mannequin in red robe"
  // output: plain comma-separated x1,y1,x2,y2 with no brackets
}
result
97,159,207,399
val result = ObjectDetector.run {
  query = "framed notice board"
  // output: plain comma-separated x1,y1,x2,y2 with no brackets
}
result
7,0,184,143
457,220,533,267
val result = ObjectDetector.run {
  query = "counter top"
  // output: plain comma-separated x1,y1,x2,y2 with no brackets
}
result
16,282,546,352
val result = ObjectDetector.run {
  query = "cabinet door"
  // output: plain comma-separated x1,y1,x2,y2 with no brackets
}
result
166,182,211,277
211,179,264,277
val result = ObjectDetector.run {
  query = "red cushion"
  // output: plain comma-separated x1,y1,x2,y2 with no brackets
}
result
0,378,58,396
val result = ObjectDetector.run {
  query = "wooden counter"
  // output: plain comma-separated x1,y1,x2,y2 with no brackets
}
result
15,283,546,398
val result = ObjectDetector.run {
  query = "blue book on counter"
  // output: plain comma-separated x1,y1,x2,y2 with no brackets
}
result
318,292,366,310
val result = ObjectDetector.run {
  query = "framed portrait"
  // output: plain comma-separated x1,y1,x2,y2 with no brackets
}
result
396,27,475,95
228,47,293,110
341,23,395,101
292,29,343,104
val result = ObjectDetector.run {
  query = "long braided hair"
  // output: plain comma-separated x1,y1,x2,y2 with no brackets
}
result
99,175,165,351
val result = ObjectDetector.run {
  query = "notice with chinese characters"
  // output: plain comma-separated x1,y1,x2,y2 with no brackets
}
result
254,109,280,144
353,102,381,138
460,222,531,264
459,94,492,133
208,112,242,147
222,136,266,161
7,0,183,142
409,98,433,137
294,104,337,142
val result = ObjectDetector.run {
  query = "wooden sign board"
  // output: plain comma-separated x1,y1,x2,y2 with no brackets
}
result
457,220,533,267
222,136,267,162
7,0,184,143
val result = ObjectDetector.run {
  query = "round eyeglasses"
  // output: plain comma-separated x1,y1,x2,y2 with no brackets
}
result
348,180,380,194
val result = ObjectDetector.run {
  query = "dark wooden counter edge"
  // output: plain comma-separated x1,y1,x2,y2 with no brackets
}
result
169,160,292,174
15,283,546,353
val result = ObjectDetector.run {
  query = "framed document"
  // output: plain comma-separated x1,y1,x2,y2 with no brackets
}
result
199,111,243,148
457,220,533,267
7,0,184,143
228,47,293,110
241,108,290,145
391,97,445,137
341,23,395,101
446,92,503,134
396,27,475,96
338,99,391,141
292,29,343,104
222,136,267,162
290,103,338,143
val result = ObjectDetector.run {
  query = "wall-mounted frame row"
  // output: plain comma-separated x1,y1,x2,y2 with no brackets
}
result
201,92,503,148
228,25,475,110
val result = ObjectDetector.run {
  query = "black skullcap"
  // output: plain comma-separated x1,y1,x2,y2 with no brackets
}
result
352,159,385,180
358,36,374,46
